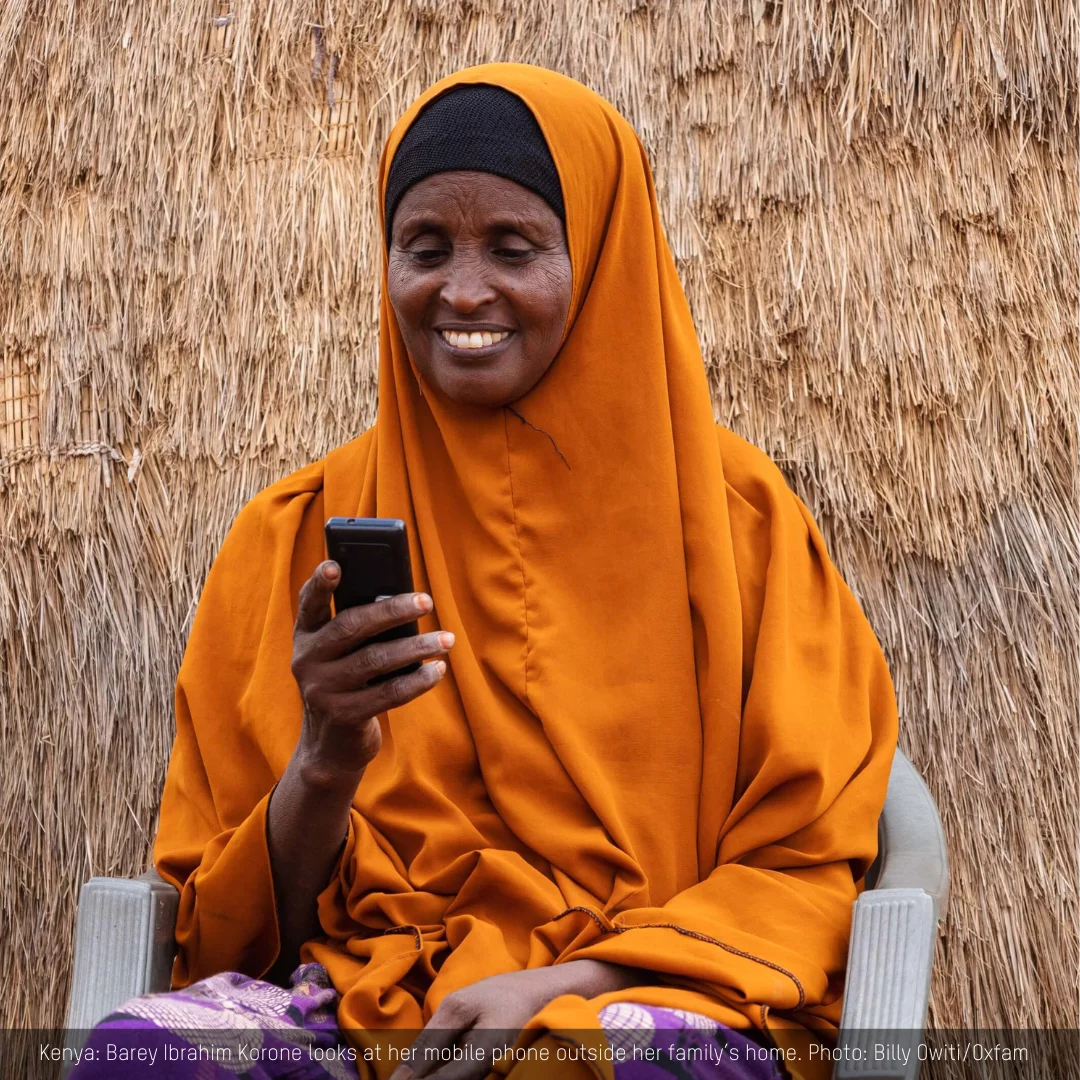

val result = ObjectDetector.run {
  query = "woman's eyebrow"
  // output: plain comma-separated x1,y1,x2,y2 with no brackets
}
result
484,215,546,235
394,212,549,239
395,216,447,240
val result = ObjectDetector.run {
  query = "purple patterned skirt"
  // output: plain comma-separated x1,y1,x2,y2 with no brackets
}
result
67,962,783,1079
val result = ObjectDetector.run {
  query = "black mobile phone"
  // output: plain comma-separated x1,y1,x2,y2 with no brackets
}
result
324,517,421,684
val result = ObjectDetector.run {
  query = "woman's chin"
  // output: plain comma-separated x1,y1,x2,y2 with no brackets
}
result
429,365,524,409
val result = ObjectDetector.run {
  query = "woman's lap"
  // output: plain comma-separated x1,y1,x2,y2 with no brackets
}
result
69,964,781,1079
68,963,357,1079
597,1003,783,1079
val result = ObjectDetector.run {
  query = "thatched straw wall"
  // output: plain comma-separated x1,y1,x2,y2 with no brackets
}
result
2,0,1076,1071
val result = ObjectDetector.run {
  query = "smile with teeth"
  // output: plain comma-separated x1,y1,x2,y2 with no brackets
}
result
440,329,510,350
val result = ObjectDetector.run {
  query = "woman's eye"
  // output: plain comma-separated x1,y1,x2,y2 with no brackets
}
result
494,247,532,261
411,248,447,263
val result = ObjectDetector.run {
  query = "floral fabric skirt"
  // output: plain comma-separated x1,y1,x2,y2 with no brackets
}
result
68,962,783,1079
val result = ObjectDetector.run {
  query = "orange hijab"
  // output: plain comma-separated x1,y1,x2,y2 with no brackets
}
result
155,63,898,1079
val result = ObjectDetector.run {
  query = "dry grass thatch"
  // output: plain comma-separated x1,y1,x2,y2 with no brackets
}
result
1,1,1077,1075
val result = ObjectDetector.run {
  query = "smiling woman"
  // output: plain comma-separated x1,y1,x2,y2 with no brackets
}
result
387,169,572,408
383,85,573,410
69,64,897,1080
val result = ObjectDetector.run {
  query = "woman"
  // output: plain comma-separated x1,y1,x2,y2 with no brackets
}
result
72,64,897,1080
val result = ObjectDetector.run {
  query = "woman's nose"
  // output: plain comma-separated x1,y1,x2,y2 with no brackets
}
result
439,260,498,313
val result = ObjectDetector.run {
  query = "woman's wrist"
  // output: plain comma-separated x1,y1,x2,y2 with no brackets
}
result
293,728,370,794
552,958,648,997
293,753,365,801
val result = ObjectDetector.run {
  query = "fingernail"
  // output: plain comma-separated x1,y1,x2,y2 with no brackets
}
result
438,631,455,649
434,659,447,676
324,562,339,579
414,593,432,612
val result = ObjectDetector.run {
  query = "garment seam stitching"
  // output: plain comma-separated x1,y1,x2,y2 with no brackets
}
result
553,906,807,1011
362,926,424,976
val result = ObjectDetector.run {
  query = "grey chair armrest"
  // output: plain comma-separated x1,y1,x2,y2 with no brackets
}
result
834,751,949,1080
65,867,180,1031
834,888,937,1079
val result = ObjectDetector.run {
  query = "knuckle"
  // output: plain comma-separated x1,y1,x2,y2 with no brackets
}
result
351,605,377,637
432,997,457,1024
358,641,389,679
328,612,358,647
439,993,472,1023
371,675,409,712
290,642,311,678
388,677,415,707
368,682,398,713
302,687,329,719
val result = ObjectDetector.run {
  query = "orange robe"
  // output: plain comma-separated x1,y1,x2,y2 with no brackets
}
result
154,63,898,1080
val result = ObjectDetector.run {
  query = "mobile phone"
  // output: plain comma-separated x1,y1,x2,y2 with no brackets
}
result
324,517,421,684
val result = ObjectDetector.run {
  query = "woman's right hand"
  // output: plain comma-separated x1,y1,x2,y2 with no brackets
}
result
290,560,453,780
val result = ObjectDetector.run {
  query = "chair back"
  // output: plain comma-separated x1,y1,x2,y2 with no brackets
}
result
863,749,949,919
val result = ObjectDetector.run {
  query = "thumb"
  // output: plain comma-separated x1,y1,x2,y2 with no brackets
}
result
294,561,339,634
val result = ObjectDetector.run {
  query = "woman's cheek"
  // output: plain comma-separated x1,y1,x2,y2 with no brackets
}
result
533,256,573,320
386,262,425,320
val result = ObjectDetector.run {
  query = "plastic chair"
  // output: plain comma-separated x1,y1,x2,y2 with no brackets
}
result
64,749,948,1079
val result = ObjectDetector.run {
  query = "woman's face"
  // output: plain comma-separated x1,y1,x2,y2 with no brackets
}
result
387,171,572,408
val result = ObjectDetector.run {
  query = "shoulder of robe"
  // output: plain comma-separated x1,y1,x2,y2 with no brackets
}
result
714,421,801,526
222,427,376,553
225,459,326,548
191,460,327,621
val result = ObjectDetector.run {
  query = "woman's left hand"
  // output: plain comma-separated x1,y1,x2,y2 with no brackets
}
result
388,960,644,1080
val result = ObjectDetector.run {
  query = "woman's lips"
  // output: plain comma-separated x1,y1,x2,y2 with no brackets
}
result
435,328,514,359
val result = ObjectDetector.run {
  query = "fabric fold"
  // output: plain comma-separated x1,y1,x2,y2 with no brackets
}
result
157,787,281,986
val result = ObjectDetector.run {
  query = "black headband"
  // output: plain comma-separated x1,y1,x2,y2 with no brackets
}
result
384,85,565,239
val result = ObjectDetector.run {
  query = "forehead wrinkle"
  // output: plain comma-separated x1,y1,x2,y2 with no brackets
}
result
395,173,561,240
